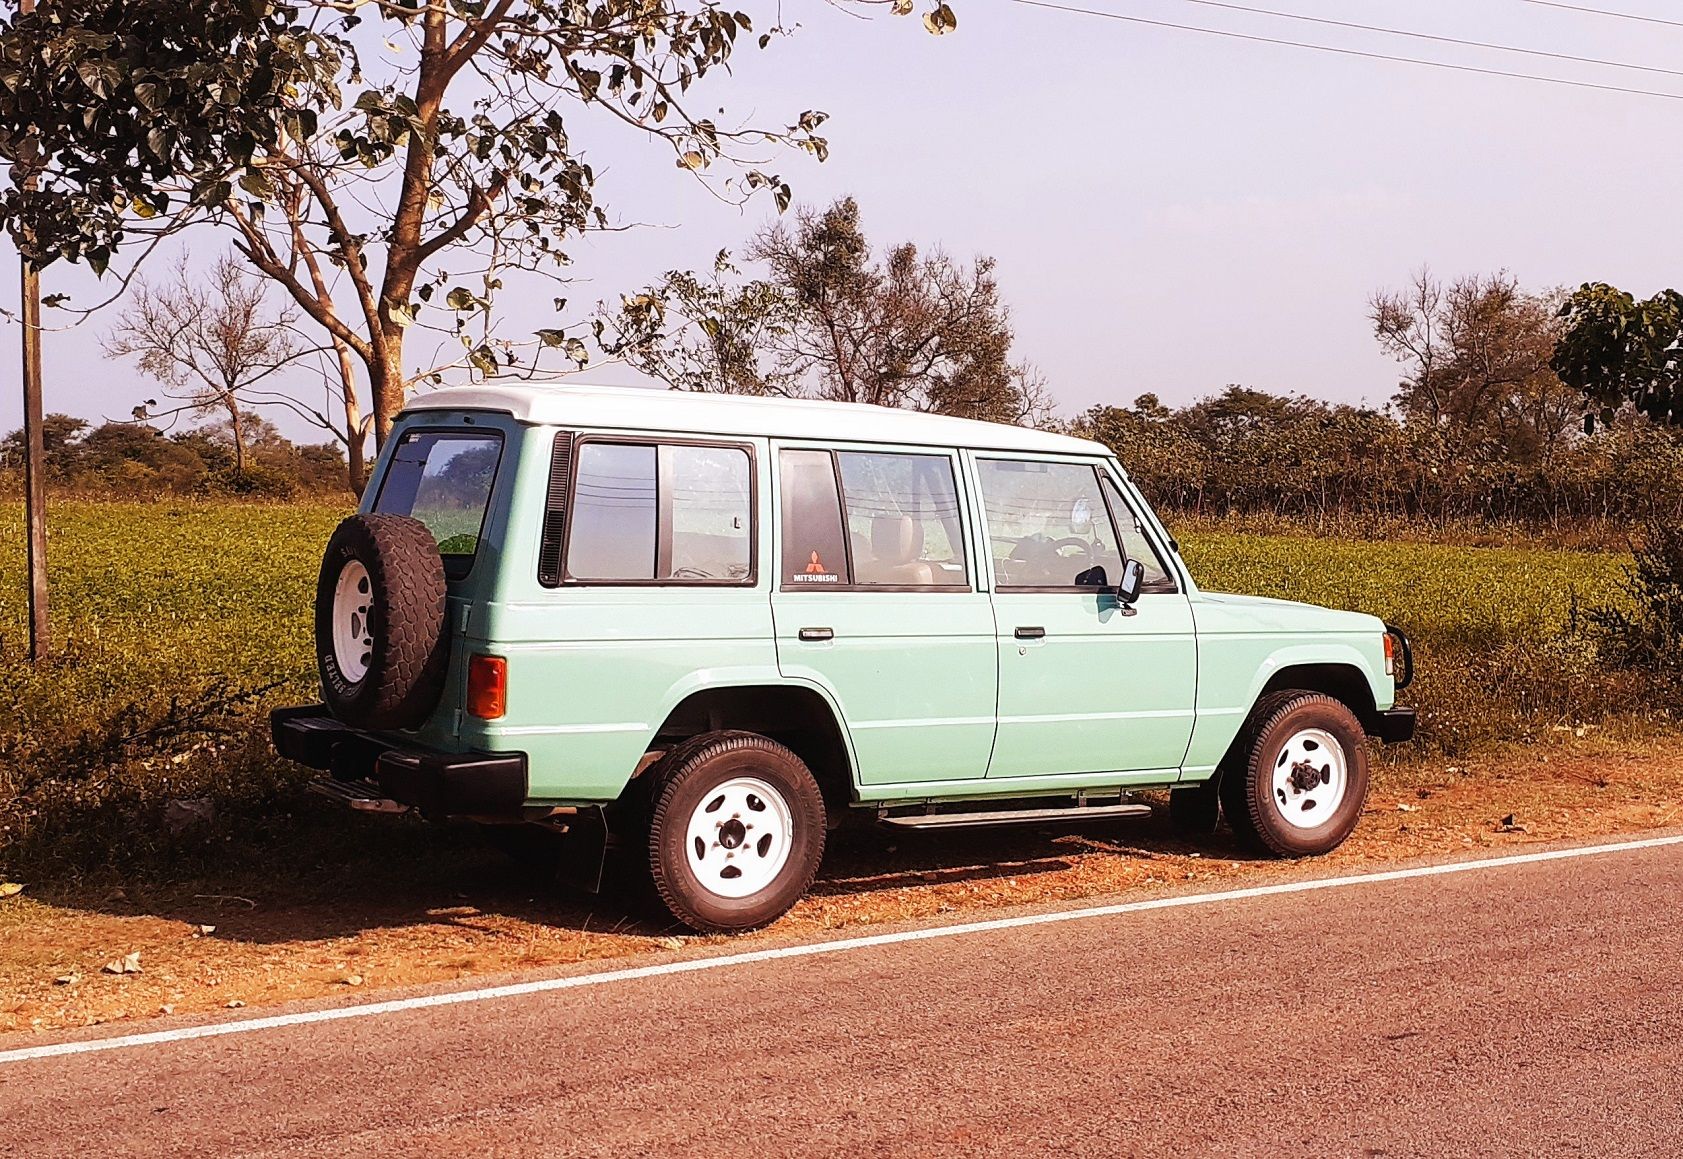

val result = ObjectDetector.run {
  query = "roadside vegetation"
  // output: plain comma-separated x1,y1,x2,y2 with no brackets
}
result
0,498,1654,884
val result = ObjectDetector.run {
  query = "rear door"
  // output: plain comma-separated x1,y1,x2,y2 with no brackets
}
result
972,454,1196,780
770,443,998,787
366,419,511,747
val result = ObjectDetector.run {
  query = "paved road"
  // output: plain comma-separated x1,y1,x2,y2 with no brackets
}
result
3,840,1682,1158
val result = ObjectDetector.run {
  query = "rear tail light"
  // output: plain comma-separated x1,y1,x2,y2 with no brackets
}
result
1383,633,1396,678
467,654,508,720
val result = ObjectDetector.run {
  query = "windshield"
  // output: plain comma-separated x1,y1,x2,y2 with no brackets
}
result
373,429,503,579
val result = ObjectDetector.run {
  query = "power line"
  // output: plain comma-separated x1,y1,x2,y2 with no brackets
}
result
1009,0,1683,102
1515,0,1683,32
1173,0,1683,80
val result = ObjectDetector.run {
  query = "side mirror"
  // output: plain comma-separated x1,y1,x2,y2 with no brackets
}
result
1116,558,1144,605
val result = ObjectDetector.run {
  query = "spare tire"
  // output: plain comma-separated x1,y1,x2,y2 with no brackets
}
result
315,513,449,731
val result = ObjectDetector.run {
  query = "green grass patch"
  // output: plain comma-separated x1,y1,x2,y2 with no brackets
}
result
1182,529,1653,754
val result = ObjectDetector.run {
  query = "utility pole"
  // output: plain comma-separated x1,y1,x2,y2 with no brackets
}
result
17,0,49,662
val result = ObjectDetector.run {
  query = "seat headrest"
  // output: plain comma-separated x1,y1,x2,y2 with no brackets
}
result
870,515,923,565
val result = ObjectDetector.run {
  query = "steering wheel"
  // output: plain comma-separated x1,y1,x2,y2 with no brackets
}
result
1046,536,1097,578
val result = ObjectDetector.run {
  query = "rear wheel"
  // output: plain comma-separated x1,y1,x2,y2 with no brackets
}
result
642,731,826,934
1221,692,1369,858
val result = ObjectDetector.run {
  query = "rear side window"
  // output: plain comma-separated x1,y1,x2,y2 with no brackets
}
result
374,429,503,579
569,443,658,580
837,452,967,588
563,440,754,584
778,448,969,590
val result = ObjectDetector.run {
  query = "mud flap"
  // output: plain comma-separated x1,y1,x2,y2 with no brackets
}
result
557,805,610,894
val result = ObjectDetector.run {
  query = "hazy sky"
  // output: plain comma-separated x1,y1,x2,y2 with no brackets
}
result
5,0,1683,438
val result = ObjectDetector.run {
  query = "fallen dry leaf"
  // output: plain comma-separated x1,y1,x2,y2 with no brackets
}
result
0,882,24,898
101,951,142,976
53,972,81,986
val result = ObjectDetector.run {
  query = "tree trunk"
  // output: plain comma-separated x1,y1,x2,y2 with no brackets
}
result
293,227,371,495
370,328,407,449
333,342,368,495
226,396,247,474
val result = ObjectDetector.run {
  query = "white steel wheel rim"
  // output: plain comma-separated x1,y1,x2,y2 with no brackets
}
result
684,776,795,900
1270,727,1348,830
331,560,375,685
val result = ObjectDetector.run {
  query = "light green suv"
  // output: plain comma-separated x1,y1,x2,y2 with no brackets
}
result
273,384,1414,932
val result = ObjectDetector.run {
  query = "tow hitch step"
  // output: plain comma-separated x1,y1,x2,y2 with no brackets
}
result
307,776,409,814
878,800,1152,831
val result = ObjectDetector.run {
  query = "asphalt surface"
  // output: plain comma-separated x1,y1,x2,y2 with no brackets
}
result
3,840,1682,1158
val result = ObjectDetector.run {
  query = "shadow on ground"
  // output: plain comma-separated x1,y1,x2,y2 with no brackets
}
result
18,790,1261,947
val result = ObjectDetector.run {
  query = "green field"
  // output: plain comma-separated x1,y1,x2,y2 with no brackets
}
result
0,501,1654,875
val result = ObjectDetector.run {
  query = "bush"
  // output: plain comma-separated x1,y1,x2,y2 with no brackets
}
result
1072,393,1683,529
1582,518,1683,687
204,463,299,499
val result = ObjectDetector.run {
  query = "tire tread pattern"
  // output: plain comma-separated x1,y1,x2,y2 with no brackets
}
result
1223,691,1367,858
315,513,450,731
643,730,826,934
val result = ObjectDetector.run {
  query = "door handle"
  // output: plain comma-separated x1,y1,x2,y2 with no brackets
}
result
798,627,834,642
1014,626,1046,640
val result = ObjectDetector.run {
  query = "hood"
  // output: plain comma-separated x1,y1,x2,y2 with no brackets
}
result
1195,591,1385,634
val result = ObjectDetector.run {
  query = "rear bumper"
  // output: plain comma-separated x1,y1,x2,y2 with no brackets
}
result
270,705,528,818
1374,707,1416,745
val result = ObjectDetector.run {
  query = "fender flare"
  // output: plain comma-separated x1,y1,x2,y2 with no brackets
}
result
645,667,862,792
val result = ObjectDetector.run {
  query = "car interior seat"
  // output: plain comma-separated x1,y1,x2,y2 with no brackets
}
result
860,514,934,586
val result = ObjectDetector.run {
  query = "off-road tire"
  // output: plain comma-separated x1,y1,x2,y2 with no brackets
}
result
315,513,449,731
1221,691,1369,858
643,731,826,934
1169,780,1221,836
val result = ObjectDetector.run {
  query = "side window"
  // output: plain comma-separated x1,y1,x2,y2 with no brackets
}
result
779,449,849,587
564,441,753,584
666,444,752,580
836,451,968,588
976,459,1125,590
1101,474,1175,591
568,443,657,580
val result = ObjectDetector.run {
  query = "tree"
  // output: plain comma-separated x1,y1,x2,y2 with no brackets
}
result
1371,269,1577,463
0,1,954,447
0,412,86,474
612,196,1050,423
1553,282,1683,430
1071,394,1210,510
103,254,305,474
1,413,349,495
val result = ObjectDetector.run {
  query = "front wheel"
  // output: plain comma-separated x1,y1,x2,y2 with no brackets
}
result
1222,692,1369,858
643,732,826,934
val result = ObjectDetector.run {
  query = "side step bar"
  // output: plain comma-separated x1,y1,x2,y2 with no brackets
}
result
878,801,1152,831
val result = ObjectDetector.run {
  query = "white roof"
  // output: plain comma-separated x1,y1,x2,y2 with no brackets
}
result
401,383,1106,457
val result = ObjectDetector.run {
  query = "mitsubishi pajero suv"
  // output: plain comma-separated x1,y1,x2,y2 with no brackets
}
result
273,384,1414,932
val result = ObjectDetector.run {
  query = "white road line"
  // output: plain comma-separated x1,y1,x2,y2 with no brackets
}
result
3,831,1681,1067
